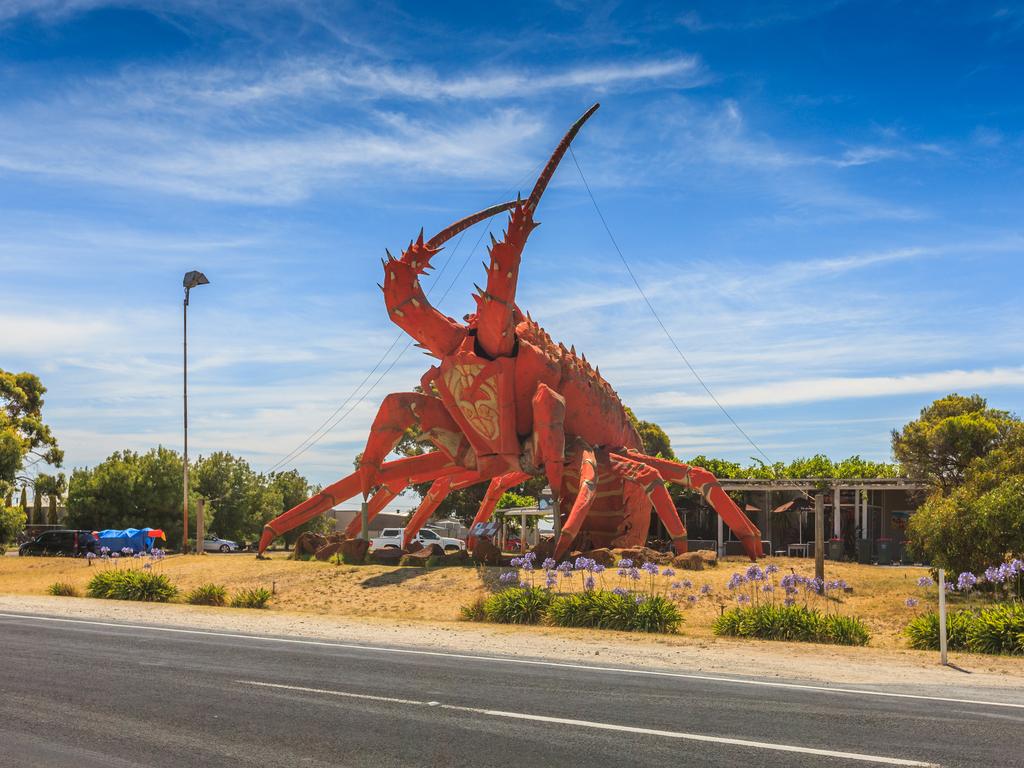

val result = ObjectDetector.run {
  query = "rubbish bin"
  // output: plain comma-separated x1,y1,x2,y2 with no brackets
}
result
856,538,872,564
876,538,893,565
828,539,844,562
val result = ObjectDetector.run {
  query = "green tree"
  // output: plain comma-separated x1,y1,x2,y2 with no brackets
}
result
192,452,284,542
0,370,63,497
66,447,189,544
624,406,676,459
0,505,27,545
34,472,67,524
269,469,328,546
892,393,1016,491
907,425,1024,572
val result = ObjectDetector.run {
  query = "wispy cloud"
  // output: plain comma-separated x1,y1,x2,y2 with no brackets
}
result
637,367,1024,409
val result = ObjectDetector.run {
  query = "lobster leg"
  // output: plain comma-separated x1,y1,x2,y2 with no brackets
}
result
552,441,598,560
624,450,763,561
401,471,480,550
531,383,566,496
358,391,471,498
467,471,530,550
258,452,460,554
608,452,688,556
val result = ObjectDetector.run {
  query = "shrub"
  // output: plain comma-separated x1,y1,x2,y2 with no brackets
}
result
186,583,228,607
86,569,178,602
47,582,79,597
459,597,486,622
713,604,870,646
904,609,974,651
230,587,273,609
482,586,551,624
967,603,1024,655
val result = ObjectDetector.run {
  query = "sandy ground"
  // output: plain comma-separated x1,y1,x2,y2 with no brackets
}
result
2,553,1022,690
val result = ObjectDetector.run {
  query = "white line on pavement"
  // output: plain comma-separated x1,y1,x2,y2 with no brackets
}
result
238,679,939,767
2,611,1021,711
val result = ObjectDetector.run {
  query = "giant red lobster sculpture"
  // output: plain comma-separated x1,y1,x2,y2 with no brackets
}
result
258,104,762,561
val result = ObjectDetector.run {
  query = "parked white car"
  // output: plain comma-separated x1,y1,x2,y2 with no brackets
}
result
202,534,240,553
370,527,465,551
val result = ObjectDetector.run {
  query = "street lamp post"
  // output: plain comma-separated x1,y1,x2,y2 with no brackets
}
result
183,270,210,555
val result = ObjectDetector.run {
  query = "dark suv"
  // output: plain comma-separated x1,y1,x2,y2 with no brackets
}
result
18,530,98,557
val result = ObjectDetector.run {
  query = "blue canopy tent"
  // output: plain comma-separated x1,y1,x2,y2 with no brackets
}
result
95,528,165,554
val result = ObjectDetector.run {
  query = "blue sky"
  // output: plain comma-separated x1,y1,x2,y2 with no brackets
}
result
2,1,1022,502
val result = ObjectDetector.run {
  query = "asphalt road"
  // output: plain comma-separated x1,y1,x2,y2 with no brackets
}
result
1,612,1022,767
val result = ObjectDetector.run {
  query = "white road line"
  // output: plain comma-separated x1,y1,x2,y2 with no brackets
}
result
239,679,939,767
2,611,1021,711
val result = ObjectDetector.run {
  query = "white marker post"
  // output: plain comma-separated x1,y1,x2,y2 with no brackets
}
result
938,568,948,666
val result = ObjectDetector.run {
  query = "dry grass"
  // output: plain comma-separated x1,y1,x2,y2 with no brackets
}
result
0,552,956,649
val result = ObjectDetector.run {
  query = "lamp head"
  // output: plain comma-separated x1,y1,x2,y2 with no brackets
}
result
183,271,210,290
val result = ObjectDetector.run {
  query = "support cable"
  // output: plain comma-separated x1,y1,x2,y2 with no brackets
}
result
568,147,815,503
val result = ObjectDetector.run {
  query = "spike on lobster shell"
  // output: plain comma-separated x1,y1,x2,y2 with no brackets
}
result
416,227,425,246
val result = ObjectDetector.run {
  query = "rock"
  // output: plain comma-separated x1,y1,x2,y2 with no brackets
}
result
444,549,469,566
582,548,616,566
369,546,406,565
313,541,344,561
403,543,444,565
696,549,718,567
471,537,502,566
339,537,369,565
671,552,705,571
611,547,671,566
528,538,554,564
291,532,328,559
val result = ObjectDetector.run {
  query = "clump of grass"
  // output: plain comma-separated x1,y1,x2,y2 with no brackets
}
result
186,583,228,607
47,582,79,597
481,586,552,624
230,587,273,609
713,604,870,646
459,597,486,622
86,570,178,602
904,609,974,651
546,591,683,634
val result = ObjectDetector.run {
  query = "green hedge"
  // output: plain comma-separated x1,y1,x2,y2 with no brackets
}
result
86,569,178,602
905,604,1024,655
713,604,870,646
463,588,683,634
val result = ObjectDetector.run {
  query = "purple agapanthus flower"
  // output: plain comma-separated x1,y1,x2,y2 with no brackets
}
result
641,561,659,575
612,586,629,596
584,575,596,590
699,584,712,595
765,563,779,575
662,567,676,577
592,564,606,574
905,597,919,608
541,558,556,570
762,584,774,593
686,594,698,605
726,573,747,590
956,572,977,592
509,557,523,568
746,564,764,582
784,596,795,607
681,579,693,590
556,560,574,573
499,572,517,584
737,594,751,605
628,567,641,581
916,576,934,588
617,558,634,569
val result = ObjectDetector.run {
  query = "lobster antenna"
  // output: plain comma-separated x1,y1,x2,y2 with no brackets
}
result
526,102,600,213
426,200,519,249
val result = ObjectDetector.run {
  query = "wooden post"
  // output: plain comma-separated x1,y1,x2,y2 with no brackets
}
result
815,493,824,588
938,569,948,666
359,500,369,541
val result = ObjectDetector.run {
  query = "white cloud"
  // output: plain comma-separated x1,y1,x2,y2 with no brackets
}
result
636,367,1024,409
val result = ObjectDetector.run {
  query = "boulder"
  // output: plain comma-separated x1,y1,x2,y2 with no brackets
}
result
582,548,616,566
696,549,718,567
313,541,344,561
291,532,328,559
671,552,705,571
611,547,671,566
471,537,502,566
339,537,369,565
369,546,406,565
528,538,554,564
403,543,445,565
444,548,469,566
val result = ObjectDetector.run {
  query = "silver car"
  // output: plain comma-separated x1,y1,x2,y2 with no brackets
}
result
202,534,240,553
